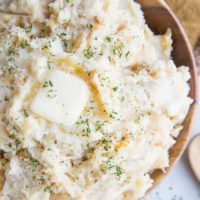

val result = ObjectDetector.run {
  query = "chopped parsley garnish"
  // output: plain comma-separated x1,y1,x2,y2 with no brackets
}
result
63,39,68,48
8,65,16,74
83,46,95,59
60,32,67,36
25,24,33,33
30,158,39,169
110,111,118,119
115,165,125,180
112,39,124,58
23,109,29,118
85,23,93,29
102,139,111,152
7,47,15,56
82,119,91,136
44,185,54,194
108,56,112,62
125,51,130,59
43,80,56,98
95,121,105,132
106,36,112,42
43,80,53,88
6,137,21,152
112,86,119,92
102,156,125,180
76,116,85,125
17,40,28,49
47,89,57,99
4,96,9,101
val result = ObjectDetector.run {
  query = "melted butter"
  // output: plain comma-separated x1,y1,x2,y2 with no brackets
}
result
24,82,40,103
74,66,109,119
70,33,83,52
52,57,109,119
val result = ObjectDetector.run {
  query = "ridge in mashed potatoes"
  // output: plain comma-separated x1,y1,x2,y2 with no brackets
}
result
0,0,192,200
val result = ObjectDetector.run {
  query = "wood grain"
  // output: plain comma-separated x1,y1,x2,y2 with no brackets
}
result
137,0,198,194
188,135,200,182
165,0,200,47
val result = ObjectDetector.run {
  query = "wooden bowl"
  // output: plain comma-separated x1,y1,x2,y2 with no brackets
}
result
137,0,198,194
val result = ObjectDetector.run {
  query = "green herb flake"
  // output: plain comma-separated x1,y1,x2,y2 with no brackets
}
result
85,23,93,29
125,51,130,59
60,32,67,36
112,39,124,58
44,185,54,194
110,111,118,119
115,165,125,180
4,96,9,101
95,121,105,131
30,158,39,169
25,24,33,33
83,46,95,59
17,40,28,49
23,109,29,118
63,39,68,48
106,36,112,42
112,86,119,92
47,89,57,99
43,80,53,88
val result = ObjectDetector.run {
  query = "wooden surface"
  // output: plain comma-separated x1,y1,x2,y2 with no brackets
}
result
165,0,200,47
137,0,198,194
188,135,200,182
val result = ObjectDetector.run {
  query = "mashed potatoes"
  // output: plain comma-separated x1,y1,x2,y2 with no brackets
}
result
0,0,192,200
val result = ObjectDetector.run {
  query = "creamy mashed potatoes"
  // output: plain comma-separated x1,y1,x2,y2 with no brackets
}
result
0,0,192,200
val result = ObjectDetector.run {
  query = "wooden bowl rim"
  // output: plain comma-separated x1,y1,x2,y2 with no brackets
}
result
137,0,198,195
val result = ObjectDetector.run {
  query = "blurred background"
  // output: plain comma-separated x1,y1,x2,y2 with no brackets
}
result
166,0,200,47
146,1,200,200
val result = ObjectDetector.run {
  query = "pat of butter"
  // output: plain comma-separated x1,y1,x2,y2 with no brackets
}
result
31,69,89,126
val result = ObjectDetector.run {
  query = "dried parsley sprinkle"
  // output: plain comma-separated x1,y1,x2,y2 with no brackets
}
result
8,143,12,149
112,39,124,58
25,24,33,33
106,36,112,42
102,139,111,151
76,116,85,125
4,96,9,101
23,109,29,118
125,51,130,59
17,40,28,49
83,46,95,59
95,121,105,131
110,111,118,119
63,39,68,48
115,165,125,180
44,185,54,194
85,23,93,29
94,179,98,183
47,89,57,99
60,32,67,36
112,86,119,92
30,158,39,169
43,80,53,88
